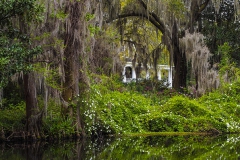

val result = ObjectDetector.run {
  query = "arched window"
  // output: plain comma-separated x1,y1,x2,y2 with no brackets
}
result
125,67,132,78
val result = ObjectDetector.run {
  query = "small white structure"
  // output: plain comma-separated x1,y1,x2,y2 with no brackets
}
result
122,62,173,87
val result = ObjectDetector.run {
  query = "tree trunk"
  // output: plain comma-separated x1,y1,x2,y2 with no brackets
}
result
24,72,42,140
78,64,89,137
62,0,90,137
172,50,187,90
172,21,187,90
43,79,48,118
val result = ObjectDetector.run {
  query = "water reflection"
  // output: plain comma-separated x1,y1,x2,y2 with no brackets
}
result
0,134,240,159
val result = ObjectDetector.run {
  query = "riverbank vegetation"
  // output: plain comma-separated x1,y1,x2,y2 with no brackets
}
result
1,75,240,141
1,0,240,142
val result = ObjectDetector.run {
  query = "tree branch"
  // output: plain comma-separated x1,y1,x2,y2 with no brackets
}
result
137,0,165,32
195,0,211,21
108,11,165,34
199,0,211,13
123,39,144,47
186,0,211,31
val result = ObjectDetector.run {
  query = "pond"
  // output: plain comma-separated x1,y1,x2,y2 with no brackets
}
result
0,134,240,159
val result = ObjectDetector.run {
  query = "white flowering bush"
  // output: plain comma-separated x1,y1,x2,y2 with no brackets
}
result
83,84,151,136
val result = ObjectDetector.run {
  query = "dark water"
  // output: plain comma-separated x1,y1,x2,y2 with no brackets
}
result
1,134,240,160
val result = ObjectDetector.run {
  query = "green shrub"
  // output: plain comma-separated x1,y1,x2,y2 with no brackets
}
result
43,117,75,138
146,113,186,132
83,79,240,135
188,117,227,132
162,96,209,118
0,101,25,132
125,79,170,93
42,98,75,138
145,113,227,133
84,87,151,136
90,74,125,93
146,96,229,133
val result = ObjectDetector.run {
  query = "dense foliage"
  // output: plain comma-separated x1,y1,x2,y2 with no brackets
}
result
0,0,43,87
80,77,240,136
1,0,240,142
0,75,240,141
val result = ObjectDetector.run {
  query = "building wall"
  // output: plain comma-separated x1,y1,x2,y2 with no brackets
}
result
122,62,173,87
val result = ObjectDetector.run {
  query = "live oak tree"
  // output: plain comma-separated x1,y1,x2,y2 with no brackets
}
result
0,0,42,88
62,0,104,136
105,0,240,92
0,0,43,139
22,0,119,138
118,17,168,80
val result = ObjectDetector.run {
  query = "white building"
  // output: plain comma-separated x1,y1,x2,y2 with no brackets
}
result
122,62,173,87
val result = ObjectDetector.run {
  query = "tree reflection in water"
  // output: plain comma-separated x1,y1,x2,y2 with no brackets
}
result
0,135,240,159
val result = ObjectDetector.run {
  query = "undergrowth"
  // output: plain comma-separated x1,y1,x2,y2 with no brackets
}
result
82,76,240,136
1,75,240,139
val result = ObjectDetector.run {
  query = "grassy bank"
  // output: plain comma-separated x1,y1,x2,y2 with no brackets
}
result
1,76,240,140
83,77,240,136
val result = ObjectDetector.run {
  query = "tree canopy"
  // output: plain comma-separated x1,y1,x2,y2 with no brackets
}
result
0,0,43,87
104,0,240,94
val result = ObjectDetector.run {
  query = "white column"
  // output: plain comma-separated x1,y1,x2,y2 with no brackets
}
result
168,68,172,88
122,67,126,83
158,68,161,80
132,67,136,80
146,70,150,79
